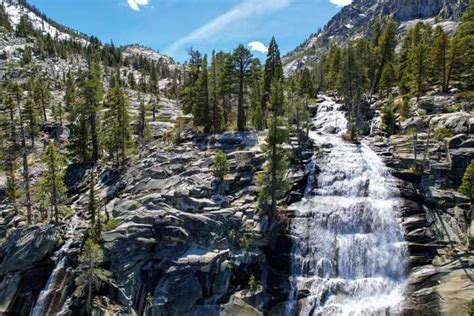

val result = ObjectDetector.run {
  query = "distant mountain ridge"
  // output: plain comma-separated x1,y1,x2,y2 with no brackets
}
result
284,0,468,74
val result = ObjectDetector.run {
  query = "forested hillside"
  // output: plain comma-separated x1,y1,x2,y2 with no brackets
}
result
0,0,472,315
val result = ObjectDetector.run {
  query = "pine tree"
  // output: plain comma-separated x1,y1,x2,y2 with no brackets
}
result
212,151,229,179
64,72,77,122
408,23,432,100
41,142,66,223
217,52,235,125
32,76,51,122
0,88,19,214
370,19,398,96
193,55,211,132
340,44,366,140
209,50,223,133
313,53,328,96
22,46,32,65
249,58,264,130
102,82,133,167
327,44,343,94
0,5,12,31
75,238,109,313
459,159,474,203
10,82,33,224
82,60,104,162
432,26,449,93
382,94,397,135
136,95,147,141
182,49,202,115
233,45,253,131
22,96,39,147
456,0,474,89
262,37,283,109
258,80,289,218
299,68,313,97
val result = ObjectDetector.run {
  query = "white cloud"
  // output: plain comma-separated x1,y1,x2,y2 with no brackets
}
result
329,0,352,7
127,0,149,11
248,41,268,54
165,0,289,56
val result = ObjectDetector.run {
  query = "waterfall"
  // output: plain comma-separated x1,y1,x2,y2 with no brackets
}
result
31,215,78,316
287,96,407,315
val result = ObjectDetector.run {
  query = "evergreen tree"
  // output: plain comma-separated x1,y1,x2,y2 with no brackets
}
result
182,49,202,115
432,26,449,92
32,76,51,122
217,52,235,125
456,0,474,89
249,58,264,130
0,6,12,31
11,82,33,224
233,45,253,131
258,80,289,218
408,22,432,100
22,96,39,147
299,68,313,97
193,55,211,132
82,60,104,162
64,72,77,122
136,95,147,141
75,238,109,313
459,159,474,203
370,19,398,95
209,50,223,133
326,44,343,94
381,94,397,135
262,37,283,109
22,46,32,65
102,82,133,167
313,53,328,96
41,142,66,223
212,151,229,179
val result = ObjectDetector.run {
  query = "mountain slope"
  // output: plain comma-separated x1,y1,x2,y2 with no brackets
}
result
284,0,468,74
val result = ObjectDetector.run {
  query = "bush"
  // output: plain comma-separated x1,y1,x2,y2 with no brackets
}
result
212,151,229,179
468,298,474,316
433,127,453,141
103,218,121,231
248,275,258,291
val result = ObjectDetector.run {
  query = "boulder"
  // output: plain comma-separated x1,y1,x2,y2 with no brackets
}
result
0,225,62,275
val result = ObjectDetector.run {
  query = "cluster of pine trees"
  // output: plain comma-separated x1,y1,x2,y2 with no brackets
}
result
181,38,286,133
183,38,315,217
301,1,473,137
0,53,165,224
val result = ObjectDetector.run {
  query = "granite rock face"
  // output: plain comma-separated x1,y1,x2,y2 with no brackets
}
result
369,105,474,315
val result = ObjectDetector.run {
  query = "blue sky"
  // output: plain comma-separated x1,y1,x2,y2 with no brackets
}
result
28,0,352,62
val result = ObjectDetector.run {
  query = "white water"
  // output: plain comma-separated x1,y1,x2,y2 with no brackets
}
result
287,96,407,316
31,215,78,316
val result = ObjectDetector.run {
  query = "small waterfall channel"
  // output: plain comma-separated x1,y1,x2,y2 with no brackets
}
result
31,215,78,316
286,96,407,315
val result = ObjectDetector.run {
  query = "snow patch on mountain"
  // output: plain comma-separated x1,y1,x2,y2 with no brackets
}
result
1,0,88,44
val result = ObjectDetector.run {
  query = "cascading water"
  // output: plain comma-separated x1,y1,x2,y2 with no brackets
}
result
287,96,407,315
31,215,78,316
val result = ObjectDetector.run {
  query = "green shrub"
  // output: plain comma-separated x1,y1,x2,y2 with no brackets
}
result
103,218,121,231
468,298,474,316
433,127,453,141
248,275,258,291
212,151,229,179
